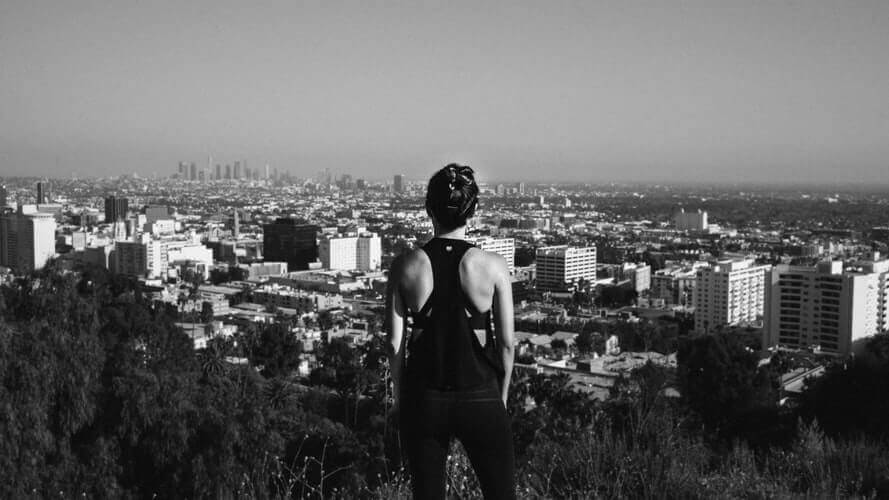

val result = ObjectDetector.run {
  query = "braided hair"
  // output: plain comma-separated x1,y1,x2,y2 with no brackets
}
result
425,163,479,230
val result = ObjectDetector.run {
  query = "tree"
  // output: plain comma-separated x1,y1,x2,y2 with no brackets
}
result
800,334,889,439
677,333,764,431
247,322,303,379
575,329,596,355
200,301,214,323
595,285,638,308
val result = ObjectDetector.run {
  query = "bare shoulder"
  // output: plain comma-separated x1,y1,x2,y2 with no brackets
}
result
396,248,430,285
463,247,509,280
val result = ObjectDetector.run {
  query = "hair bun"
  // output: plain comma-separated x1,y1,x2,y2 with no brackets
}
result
426,164,480,230
444,164,475,192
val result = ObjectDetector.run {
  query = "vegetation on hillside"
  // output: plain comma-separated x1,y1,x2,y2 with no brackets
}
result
2,263,889,498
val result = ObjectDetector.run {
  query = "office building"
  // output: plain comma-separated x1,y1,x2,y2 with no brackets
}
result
357,233,382,271
263,219,319,270
468,236,515,273
764,260,888,355
215,164,222,180
0,207,57,273
675,209,708,232
393,174,404,194
104,196,129,223
36,181,48,204
233,161,242,180
0,184,7,207
320,232,382,271
693,258,768,334
111,237,167,278
320,235,357,270
535,245,597,292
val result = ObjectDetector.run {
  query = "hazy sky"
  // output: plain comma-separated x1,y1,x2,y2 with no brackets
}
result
1,1,887,184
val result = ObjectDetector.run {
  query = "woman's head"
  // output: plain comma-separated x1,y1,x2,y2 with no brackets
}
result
425,163,479,231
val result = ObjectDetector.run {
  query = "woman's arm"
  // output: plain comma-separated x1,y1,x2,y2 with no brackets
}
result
492,256,515,406
385,265,407,413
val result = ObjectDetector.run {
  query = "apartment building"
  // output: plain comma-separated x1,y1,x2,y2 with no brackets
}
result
693,258,768,334
535,245,597,292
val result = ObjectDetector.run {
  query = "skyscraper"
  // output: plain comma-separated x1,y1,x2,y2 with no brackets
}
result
189,162,197,181
262,219,319,270
0,207,57,273
215,164,222,181
233,161,242,180
104,196,129,223
36,181,46,204
393,174,404,194
225,164,232,180
0,184,7,207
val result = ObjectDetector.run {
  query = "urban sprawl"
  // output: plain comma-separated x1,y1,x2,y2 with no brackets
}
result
2,166,888,402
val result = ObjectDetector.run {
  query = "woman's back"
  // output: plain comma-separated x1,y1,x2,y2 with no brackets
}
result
398,237,506,391
398,239,501,315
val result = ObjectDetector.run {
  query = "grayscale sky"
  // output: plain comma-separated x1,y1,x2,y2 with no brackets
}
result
1,0,887,184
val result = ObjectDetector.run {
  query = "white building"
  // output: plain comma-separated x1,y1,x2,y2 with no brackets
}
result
0,207,57,273
320,232,381,271
621,262,651,293
144,219,176,236
535,245,597,292
764,260,887,355
468,236,515,273
693,258,768,334
321,235,357,270
111,237,167,278
675,209,708,232
859,257,889,334
651,262,706,307
167,242,214,279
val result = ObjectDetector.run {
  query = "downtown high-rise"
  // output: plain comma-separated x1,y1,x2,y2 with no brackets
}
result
263,219,319,271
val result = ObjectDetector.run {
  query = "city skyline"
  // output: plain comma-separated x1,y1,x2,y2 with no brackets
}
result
2,1,888,183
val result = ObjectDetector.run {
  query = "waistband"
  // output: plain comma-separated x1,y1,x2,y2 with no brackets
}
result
405,378,501,401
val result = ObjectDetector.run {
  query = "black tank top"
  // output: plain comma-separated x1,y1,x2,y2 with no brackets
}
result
404,238,503,391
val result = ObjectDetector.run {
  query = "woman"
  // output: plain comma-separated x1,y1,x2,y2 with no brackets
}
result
387,164,516,499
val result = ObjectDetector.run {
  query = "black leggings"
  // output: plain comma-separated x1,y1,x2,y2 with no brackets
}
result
399,380,516,500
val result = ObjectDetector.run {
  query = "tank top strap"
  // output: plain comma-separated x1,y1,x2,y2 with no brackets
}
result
421,238,475,302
